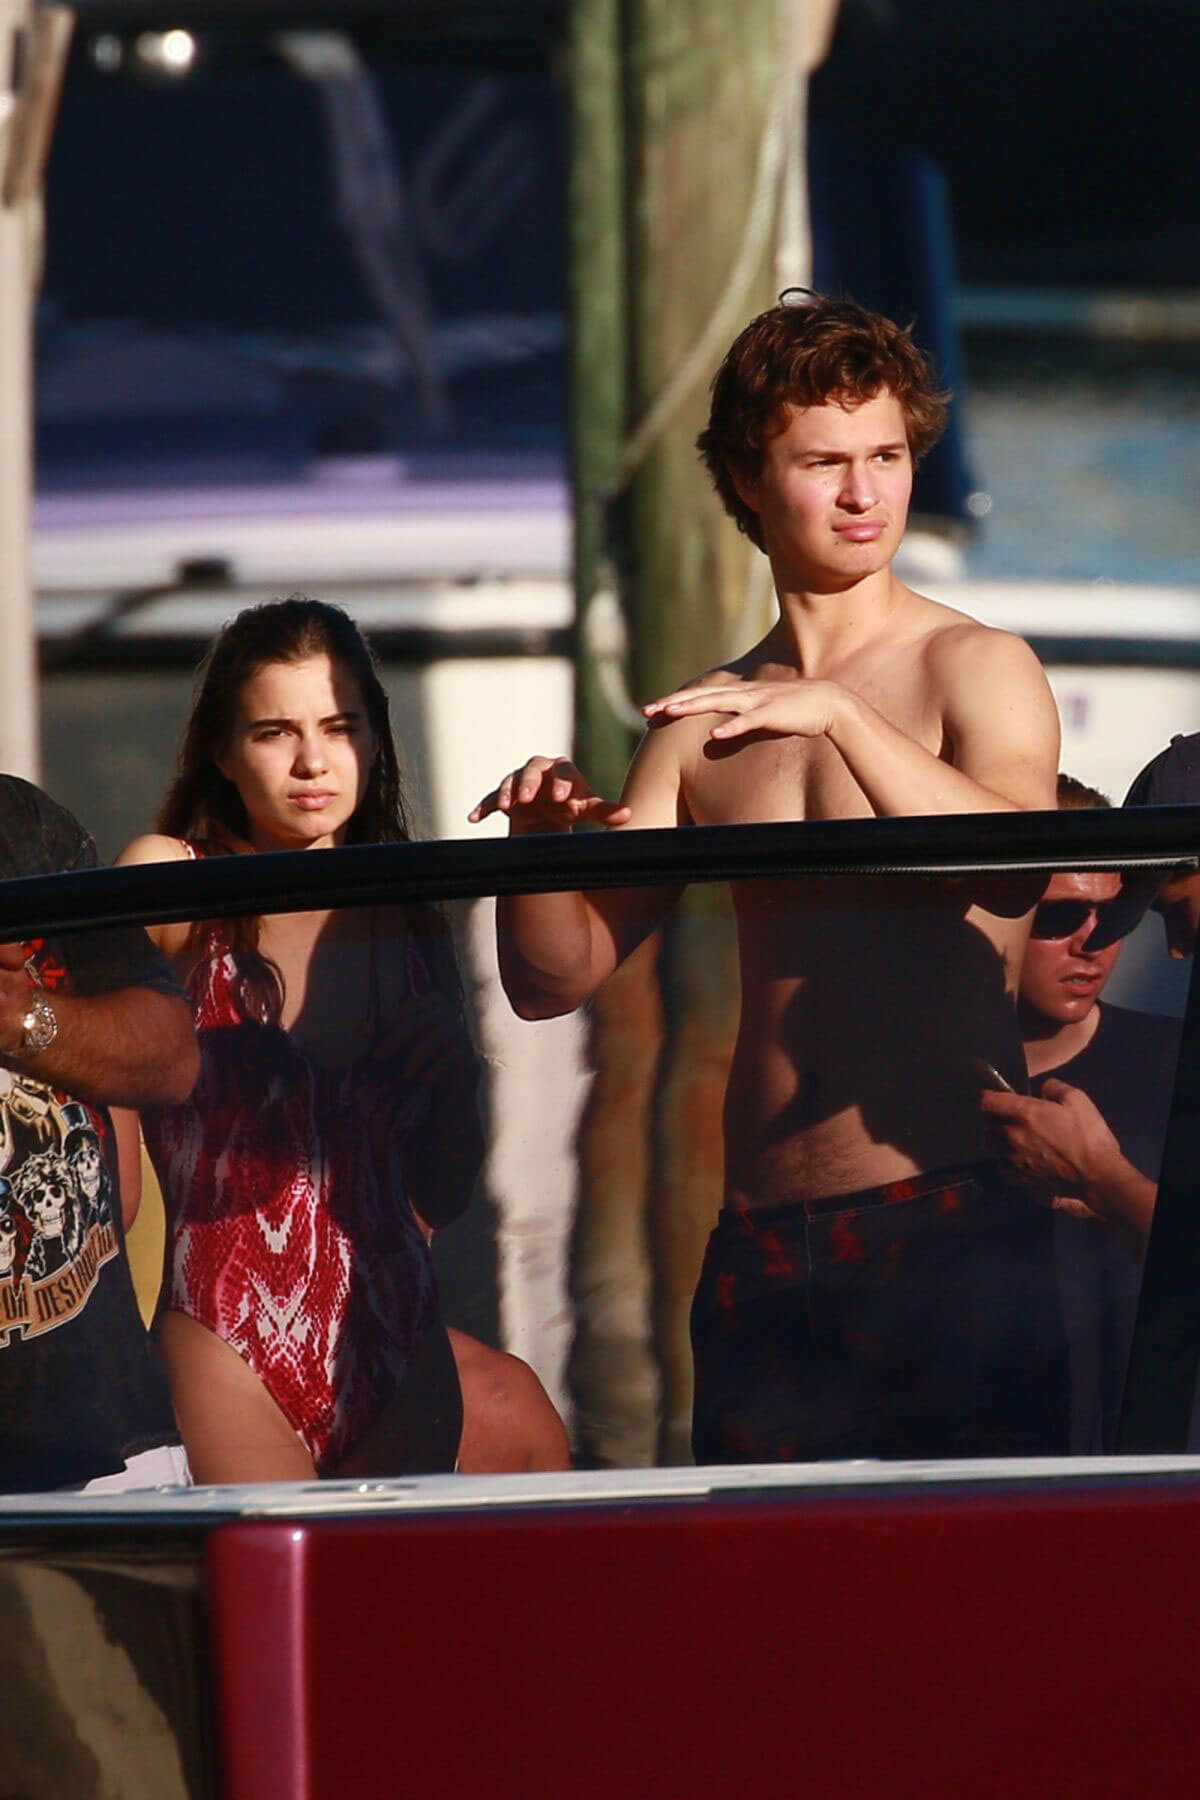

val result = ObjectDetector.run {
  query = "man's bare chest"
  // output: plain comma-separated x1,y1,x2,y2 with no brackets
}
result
679,691,943,826
681,733,857,825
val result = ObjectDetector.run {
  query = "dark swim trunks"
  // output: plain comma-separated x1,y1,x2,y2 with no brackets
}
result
691,1162,1070,1464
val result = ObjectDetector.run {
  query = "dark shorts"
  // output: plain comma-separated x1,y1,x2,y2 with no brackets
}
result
691,1162,1070,1464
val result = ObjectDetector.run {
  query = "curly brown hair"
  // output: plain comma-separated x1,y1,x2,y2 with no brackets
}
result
1056,772,1112,810
697,291,950,551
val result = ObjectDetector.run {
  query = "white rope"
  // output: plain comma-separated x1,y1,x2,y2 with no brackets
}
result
775,2,809,293
583,577,650,732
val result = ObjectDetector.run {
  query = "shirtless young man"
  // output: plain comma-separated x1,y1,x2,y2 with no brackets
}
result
471,294,1066,1461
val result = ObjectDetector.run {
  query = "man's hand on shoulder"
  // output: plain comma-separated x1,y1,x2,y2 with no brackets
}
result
643,674,841,744
469,757,631,835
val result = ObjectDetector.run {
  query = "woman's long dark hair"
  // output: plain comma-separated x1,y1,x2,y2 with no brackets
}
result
160,595,451,1025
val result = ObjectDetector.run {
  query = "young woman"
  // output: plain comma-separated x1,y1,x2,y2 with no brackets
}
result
118,596,568,1481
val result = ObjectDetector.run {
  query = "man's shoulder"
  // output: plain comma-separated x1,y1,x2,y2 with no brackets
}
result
632,662,749,759
0,777,95,879
1078,1003,1185,1138
1075,1003,1184,1096
1098,1002,1183,1057
666,659,749,690
918,601,1040,673
916,602,1052,724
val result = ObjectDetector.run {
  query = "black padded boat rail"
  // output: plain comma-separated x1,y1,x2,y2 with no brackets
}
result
1,805,1199,942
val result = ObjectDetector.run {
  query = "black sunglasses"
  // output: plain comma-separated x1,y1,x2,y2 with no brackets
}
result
1029,898,1124,942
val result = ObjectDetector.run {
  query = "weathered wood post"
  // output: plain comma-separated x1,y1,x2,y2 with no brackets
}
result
568,0,829,1462
566,0,666,1464
623,0,807,1463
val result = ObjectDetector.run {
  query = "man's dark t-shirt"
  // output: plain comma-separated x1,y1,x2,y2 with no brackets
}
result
1031,1002,1183,1453
0,775,181,1489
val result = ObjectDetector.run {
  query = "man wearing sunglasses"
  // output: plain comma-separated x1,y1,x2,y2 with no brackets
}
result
981,777,1183,1449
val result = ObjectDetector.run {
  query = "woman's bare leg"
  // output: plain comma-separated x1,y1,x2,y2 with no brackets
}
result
448,1329,571,1473
158,1311,316,1484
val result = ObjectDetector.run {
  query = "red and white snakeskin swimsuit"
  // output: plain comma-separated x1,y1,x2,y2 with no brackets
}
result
142,933,441,1474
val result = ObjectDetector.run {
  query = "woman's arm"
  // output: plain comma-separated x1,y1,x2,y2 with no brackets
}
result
114,834,197,957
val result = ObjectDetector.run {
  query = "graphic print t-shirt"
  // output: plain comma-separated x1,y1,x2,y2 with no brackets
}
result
0,777,180,1489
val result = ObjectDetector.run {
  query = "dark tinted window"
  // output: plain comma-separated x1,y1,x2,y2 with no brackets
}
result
5,848,1189,1486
